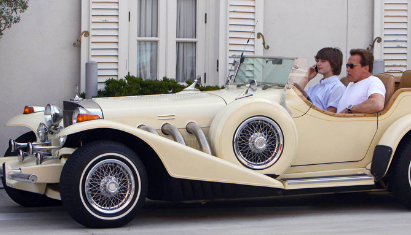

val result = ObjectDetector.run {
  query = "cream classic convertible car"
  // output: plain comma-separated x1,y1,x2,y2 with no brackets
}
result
1,56,411,228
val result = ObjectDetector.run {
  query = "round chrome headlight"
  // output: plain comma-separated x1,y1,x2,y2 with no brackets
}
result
44,104,63,127
37,123,49,142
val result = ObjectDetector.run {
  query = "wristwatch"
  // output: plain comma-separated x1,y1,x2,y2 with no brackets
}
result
347,104,353,113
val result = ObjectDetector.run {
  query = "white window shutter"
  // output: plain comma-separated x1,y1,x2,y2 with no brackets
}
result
226,0,263,80
81,0,128,92
375,0,409,76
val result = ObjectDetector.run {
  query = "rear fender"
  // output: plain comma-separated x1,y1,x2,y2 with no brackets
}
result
371,114,411,180
59,120,284,189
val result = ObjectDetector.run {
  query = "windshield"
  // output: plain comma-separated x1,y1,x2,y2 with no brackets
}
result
232,57,308,86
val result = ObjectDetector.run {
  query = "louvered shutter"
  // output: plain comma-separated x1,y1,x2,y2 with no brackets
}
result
377,0,410,76
80,0,127,92
226,0,263,80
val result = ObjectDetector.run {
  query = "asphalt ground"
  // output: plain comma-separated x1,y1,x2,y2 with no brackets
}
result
1,188,411,235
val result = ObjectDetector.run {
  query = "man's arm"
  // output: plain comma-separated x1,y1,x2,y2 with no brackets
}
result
340,93,385,114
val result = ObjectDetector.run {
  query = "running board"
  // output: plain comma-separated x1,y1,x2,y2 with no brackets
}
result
282,174,375,189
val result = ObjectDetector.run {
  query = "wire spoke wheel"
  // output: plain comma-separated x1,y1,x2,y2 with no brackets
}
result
60,141,147,228
234,116,283,169
84,158,135,214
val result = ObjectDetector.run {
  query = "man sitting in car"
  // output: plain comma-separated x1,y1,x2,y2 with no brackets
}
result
337,49,386,114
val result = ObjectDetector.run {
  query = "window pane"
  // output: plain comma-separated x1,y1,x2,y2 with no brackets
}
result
176,42,196,82
176,0,196,38
138,0,158,37
138,42,158,80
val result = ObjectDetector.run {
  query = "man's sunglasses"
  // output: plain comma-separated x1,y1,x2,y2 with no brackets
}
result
346,63,361,69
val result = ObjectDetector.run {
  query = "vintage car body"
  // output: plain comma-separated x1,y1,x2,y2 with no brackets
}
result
2,56,411,228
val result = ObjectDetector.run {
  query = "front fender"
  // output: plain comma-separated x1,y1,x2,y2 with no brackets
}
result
59,120,284,189
371,114,411,179
5,113,45,139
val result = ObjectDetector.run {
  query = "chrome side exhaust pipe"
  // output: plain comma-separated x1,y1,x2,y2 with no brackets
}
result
161,123,186,145
138,124,159,135
186,122,212,155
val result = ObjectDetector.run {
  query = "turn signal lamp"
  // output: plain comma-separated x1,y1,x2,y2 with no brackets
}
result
23,106,34,114
23,106,45,114
72,107,101,124
76,114,101,123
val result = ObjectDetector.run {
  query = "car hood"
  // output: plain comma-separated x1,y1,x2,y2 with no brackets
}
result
92,88,284,129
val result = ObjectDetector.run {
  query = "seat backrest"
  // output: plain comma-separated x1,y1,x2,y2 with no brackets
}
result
399,70,411,88
374,73,395,106
340,77,349,87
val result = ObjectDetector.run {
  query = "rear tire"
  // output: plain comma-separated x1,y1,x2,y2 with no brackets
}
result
391,140,411,209
60,141,148,228
2,132,61,207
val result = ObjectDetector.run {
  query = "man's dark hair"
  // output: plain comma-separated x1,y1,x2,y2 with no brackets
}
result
349,48,374,73
315,47,343,75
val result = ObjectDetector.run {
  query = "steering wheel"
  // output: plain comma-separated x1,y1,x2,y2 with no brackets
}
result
293,83,312,102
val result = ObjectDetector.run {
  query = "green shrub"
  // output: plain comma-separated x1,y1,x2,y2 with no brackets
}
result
95,76,223,97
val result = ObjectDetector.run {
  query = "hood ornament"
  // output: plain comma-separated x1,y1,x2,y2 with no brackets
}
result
71,85,83,102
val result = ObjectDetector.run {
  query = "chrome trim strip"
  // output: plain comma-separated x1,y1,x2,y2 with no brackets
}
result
186,122,212,155
285,174,374,185
8,170,38,183
158,114,175,120
31,106,45,113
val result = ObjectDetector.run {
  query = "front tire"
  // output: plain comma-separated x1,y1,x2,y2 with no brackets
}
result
391,139,411,209
60,141,147,228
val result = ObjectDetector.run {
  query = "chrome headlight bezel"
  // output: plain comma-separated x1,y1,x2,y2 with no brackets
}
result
44,104,63,128
72,107,89,124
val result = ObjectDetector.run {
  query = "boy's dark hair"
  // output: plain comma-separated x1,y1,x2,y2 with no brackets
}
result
315,47,343,75
349,48,374,73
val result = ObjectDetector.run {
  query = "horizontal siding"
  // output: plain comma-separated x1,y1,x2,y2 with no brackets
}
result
383,0,408,75
91,0,120,87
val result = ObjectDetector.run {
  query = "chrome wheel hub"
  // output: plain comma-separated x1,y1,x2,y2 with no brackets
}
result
84,158,135,214
249,133,267,153
101,177,120,196
234,116,284,170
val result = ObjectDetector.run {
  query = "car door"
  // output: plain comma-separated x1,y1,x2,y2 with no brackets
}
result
291,107,377,166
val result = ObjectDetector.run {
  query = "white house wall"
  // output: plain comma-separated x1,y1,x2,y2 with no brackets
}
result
263,0,374,86
0,1,81,156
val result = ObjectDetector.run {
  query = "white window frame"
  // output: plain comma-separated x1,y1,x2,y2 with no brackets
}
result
129,0,205,81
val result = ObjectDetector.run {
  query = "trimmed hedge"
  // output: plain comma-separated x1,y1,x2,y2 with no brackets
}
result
82,75,223,98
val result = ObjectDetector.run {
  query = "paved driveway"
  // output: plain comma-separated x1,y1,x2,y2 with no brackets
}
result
1,188,411,235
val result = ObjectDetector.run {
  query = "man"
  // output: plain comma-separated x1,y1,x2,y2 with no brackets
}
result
337,49,386,114
299,47,345,113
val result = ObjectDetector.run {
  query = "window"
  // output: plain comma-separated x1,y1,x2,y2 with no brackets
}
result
176,0,197,82
137,0,158,80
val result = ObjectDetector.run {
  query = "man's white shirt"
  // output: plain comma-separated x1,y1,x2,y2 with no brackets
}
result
337,75,386,113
